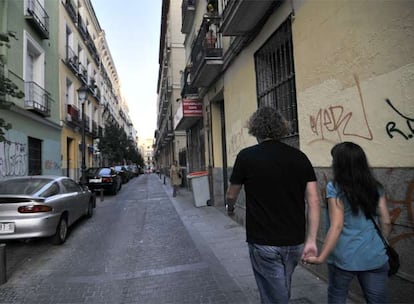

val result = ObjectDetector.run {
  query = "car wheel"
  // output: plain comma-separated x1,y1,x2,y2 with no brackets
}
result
86,200,94,218
51,216,68,245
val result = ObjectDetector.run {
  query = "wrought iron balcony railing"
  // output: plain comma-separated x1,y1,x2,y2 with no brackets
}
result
25,0,49,39
24,81,51,117
65,45,79,75
180,66,198,97
190,16,223,87
67,103,80,124
64,0,77,24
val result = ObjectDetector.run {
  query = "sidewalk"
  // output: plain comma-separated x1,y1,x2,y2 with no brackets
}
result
161,175,362,304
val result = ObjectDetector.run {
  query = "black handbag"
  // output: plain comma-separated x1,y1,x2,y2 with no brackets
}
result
369,215,400,276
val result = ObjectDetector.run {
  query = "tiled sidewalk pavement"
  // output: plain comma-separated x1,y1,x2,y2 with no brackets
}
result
162,174,362,304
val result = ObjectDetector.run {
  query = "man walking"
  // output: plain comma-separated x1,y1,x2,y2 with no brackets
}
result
226,106,320,303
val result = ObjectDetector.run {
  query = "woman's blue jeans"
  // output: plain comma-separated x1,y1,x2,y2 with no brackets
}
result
327,262,388,304
248,243,304,304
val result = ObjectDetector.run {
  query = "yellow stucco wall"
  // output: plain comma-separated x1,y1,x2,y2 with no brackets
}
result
222,1,295,166
223,52,258,165
293,1,414,167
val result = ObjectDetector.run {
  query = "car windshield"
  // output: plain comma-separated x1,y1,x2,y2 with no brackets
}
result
0,178,51,195
85,168,99,176
114,166,124,171
98,168,111,175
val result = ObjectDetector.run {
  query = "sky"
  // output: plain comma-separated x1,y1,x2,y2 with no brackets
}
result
91,0,162,140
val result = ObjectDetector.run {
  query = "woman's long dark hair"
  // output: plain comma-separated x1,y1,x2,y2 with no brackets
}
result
331,142,382,218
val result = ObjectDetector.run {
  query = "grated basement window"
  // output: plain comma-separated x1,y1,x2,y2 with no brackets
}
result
254,17,298,135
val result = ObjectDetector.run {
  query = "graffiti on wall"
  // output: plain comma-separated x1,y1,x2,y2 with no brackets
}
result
0,141,27,177
228,127,249,157
44,160,60,170
385,98,414,140
308,75,373,144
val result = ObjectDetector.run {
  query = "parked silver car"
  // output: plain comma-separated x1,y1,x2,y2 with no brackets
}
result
0,176,96,245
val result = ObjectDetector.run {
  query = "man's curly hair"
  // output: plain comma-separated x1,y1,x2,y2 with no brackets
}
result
247,106,291,140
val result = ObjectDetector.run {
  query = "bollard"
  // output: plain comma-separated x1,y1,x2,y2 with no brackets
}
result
100,189,104,202
163,175,166,185
0,243,6,285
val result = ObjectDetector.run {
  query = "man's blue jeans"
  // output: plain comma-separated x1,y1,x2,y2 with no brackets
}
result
248,243,304,304
327,262,388,304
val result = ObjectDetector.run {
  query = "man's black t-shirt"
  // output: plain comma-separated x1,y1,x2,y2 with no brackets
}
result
230,140,317,246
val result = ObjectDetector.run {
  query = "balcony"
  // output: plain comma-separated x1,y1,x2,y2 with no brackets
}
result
181,0,196,34
92,121,98,137
158,93,169,120
220,0,279,36
64,0,77,24
65,45,79,75
25,0,49,39
84,115,90,132
66,104,81,125
181,66,198,98
173,98,203,131
24,81,51,117
78,64,87,84
190,16,223,87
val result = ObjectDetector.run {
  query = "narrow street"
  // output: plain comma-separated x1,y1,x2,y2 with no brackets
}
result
0,174,259,304
1,174,412,303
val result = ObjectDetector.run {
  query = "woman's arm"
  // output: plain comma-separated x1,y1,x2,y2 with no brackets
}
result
303,197,344,264
378,195,392,238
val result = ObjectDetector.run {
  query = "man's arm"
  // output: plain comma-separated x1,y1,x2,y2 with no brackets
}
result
301,181,320,260
226,184,242,215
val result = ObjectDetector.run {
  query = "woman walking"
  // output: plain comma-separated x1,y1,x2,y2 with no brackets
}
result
169,160,182,197
303,142,391,303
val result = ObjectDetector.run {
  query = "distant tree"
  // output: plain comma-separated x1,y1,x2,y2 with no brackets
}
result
98,121,144,166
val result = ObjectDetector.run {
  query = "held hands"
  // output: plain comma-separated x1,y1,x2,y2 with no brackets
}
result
301,241,323,265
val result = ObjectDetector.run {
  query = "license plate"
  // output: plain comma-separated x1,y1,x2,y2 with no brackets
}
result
0,222,15,234
89,178,101,183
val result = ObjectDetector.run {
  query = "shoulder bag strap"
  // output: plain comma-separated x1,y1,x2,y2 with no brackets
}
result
368,214,388,247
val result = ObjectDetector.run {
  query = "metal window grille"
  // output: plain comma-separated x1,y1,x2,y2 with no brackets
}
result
28,137,42,175
254,17,298,135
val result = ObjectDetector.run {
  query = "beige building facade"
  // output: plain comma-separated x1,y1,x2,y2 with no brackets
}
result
172,0,413,293
59,0,134,181
155,0,187,176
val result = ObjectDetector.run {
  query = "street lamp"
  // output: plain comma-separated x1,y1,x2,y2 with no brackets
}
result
77,85,88,186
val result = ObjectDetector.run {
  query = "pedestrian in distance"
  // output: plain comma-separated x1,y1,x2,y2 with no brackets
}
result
303,141,391,304
170,160,182,197
226,106,320,304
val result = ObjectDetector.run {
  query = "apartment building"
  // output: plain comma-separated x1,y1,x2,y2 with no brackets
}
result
0,0,61,177
154,0,187,174
139,137,155,172
0,0,136,180
167,0,413,287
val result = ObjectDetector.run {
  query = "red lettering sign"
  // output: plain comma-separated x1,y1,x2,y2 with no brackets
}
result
183,99,202,117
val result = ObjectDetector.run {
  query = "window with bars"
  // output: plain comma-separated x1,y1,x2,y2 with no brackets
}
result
28,137,42,175
254,17,298,136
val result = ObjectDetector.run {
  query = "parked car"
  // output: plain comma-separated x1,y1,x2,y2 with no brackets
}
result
0,175,96,245
114,165,131,184
128,165,139,177
84,167,122,195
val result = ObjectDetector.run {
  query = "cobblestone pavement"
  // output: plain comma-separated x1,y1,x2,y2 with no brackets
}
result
0,174,367,304
0,174,253,303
